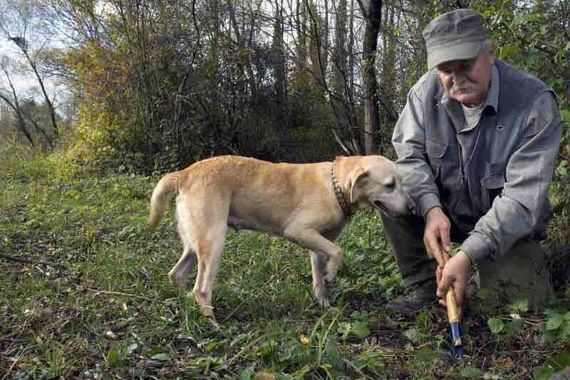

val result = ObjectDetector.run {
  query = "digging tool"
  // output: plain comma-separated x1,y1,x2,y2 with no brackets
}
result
441,249,466,357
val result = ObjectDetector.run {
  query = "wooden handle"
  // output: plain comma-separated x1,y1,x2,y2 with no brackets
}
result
446,288,460,323
441,249,461,323
440,246,465,354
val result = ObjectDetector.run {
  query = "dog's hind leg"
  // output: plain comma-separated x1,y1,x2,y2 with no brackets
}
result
173,189,229,321
193,223,227,320
168,248,197,287
310,251,329,307
168,196,199,287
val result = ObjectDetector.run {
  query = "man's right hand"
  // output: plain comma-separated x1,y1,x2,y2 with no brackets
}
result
423,207,451,266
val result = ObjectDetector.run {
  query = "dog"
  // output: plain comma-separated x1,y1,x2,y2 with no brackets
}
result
149,155,411,320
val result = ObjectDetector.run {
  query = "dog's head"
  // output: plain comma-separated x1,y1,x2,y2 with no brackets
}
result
345,155,412,217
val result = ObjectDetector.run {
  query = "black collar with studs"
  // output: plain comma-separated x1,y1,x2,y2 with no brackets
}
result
331,163,353,217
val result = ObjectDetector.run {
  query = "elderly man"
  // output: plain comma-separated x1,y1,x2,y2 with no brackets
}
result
382,9,562,315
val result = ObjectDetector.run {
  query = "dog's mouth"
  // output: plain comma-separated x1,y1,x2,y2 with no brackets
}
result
373,200,395,216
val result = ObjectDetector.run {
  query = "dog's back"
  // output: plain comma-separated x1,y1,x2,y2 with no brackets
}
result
148,155,333,233
148,156,281,230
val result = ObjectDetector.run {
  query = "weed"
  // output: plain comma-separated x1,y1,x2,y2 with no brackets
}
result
0,144,568,379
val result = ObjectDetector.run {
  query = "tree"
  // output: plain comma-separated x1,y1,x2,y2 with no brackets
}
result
0,0,64,148
358,0,382,154
0,0,60,142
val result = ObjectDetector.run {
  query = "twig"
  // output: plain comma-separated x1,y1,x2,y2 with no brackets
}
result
221,279,273,324
1,346,30,380
331,129,353,156
82,287,154,301
0,253,65,269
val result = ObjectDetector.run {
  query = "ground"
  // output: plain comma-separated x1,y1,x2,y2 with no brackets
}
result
0,148,568,379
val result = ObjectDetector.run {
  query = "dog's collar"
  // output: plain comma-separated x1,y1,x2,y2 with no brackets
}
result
331,163,353,217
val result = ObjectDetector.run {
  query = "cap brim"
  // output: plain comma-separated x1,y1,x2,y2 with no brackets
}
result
427,40,484,70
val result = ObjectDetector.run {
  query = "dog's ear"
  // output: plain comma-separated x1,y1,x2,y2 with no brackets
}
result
349,168,369,204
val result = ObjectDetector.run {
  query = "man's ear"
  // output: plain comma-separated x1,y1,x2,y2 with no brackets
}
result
349,168,369,204
487,42,496,62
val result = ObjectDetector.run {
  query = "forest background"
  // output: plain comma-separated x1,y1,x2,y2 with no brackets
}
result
0,0,569,378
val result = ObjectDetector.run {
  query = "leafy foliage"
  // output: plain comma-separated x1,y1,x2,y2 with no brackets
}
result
1,143,568,379
0,1,569,378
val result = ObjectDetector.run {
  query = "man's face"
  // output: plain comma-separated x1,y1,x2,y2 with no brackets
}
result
437,50,493,107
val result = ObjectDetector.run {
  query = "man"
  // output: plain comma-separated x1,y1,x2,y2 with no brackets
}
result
381,8,562,315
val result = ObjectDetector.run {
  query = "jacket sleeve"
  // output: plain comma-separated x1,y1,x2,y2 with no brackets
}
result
392,84,442,217
460,92,563,262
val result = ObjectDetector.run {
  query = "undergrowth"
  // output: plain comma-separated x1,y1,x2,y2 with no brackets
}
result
0,143,568,379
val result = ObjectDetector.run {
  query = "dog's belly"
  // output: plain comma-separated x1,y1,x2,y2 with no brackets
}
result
227,216,282,235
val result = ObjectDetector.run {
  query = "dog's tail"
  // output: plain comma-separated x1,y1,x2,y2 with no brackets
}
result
149,172,180,230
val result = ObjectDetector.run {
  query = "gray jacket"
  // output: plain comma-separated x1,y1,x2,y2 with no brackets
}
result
393,59,562,262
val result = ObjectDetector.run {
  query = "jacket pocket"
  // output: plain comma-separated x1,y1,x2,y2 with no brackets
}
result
426,140,448,176
426,140,452,197
426,139,448,160
481,173,505,210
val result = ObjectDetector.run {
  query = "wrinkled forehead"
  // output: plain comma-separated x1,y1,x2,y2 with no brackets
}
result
437,57,477,71
437,49,492,72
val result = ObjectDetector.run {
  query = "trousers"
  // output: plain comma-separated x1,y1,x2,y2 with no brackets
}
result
380,212,551,311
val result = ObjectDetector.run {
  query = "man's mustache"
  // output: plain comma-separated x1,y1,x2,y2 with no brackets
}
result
451,78,475,92
451,75,476,91
452,86,472,92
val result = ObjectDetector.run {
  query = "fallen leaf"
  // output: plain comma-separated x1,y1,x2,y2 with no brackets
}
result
105,331,119,340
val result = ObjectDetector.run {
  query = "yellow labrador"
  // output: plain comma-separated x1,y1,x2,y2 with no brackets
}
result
149,155,411,319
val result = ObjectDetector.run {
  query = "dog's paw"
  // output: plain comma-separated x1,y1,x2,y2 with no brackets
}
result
200,305,216,320
205,314,219,328
314,282,330,308
323,271,337,284
324,261,340,283
317,297,330,308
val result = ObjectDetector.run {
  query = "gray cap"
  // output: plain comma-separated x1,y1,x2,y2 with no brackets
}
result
423,9,489,70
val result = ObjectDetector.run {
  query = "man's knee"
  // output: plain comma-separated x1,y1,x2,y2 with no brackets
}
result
380,212,425,242
380,212,436,286
470,239,550,312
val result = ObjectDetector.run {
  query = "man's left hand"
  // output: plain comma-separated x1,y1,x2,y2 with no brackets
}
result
436,250,472,307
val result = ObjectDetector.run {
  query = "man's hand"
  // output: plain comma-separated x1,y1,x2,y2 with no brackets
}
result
436,250,472,307
423,207,451,266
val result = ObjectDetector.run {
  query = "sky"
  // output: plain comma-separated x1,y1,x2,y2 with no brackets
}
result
0,44,70,120
0,4,72,120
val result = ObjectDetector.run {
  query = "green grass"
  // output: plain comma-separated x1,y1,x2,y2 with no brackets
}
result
0,144,568,379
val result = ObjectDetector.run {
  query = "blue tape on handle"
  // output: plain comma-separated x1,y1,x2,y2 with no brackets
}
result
449,322,465,357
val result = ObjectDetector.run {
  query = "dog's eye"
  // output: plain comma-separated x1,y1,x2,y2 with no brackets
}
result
384,177,395,191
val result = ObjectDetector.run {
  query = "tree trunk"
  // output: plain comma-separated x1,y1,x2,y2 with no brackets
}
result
0,62,52,148
359,0,382,155
0,93,34,146
296,0,308,71
306,0,328,90
272,0,288,141
18,45,59,141
332,0,347,96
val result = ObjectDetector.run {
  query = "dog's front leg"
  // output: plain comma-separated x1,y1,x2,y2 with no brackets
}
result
284,228,342,305
310,251,329,307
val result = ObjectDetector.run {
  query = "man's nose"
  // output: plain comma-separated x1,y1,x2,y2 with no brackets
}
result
407,196,416,213
450,70,465,80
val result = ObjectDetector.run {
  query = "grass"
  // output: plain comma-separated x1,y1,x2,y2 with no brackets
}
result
0,144,568,379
